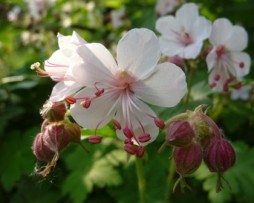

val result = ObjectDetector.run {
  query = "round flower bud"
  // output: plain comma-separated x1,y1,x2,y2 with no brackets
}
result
32,133,55,162
174,142,203,176
166,120,195,147
203,138,236,173
65,122,81,143
43,123,70,152
41,101,67,122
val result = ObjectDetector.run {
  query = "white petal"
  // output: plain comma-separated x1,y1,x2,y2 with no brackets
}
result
156,16,181,40
44,50,69,81
115,98,159,146
49,81,83,102
206,47,217,71
71,31,87,45
190,16,211,41
176,3,199,33
182,41,203,59
70,88,119,129
117,28,161,79
159,37,183,57
230,52,251,77
133,62,187,107
224,26,248,51
71,43,117,87
210,18,233,45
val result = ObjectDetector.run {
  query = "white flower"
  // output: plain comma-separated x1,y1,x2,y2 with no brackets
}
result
155,0,181,16
156,3,211,59
69,28,187,148
110,7,125,28
206,18,251,92
33,31,87,102
231,85,252,100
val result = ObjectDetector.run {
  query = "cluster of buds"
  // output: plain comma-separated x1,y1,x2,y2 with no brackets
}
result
32,101,81,176
165,105,236,192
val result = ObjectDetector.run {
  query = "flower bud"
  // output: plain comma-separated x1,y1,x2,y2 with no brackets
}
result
41,101,66,122
33,133,55,162
203,138,236,173
166,120,195,147
174,142,203,176
65,122,81,143
43,123,70,152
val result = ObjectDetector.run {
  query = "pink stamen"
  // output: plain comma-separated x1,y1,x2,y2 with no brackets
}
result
81,98,91,108
210,82,217,88
65,96,76,104
234,82,242,90
239,62,245,69
123,127,134,139
136,146,145,157
214,74,221,81
124,143,137,154
138,133,151,143
113,119,121,130
88,135,102,144
95,89,104,96
154,117,165,129
216,45,225,58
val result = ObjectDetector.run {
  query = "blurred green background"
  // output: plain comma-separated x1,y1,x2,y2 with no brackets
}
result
1,0,254,203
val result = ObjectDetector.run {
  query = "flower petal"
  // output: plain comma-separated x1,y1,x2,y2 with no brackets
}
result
176,3,199,33
159,37,183,57
49,81,83,102
206,47,217,71
224,25,248,51
71,43,117,87
115,98,159,146
210,18,233,46
70,88,119,129
190,16,211,41
230,52,251,77
133,62,187,107
182,41,203,59
117,28,161,79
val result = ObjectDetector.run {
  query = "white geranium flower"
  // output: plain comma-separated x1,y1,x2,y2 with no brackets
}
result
206,18,251,92
69,28,187,150
156,3,211,59
32,31,87,102
155,0,181,16
231,85,252,101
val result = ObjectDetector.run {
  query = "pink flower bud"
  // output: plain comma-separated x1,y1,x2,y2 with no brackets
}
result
174,142,203,176
88,135,102,144
43,123,70,152
41,101,66,122
203,138,236,173
33,133,55,162
166,120,195,147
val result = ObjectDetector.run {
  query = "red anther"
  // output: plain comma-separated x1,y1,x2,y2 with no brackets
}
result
210,82,217,88
81,98,91,108
88,135,102,144
239,62,245,68
113,119,121,130
136,146,145,157
154,117,165,129
214,74,220,81
65,96,76,104
124,139,133,145
95,89,104,96
138,133,151,143
234,82,242,90
123,127,134,139
124,143,137,154
216,45,225,58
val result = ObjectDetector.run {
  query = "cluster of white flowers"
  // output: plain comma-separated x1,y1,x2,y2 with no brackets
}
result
156,3,251,95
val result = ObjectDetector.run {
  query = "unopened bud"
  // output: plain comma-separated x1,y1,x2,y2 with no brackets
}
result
65,123,81,143
203,138,236,173
88,135,102,144
41,101,66,122
33,133,55,162
174,142,203,176
166,120,195,147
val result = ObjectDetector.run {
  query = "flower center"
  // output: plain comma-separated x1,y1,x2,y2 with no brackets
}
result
216,45,225,58
180,33,193,46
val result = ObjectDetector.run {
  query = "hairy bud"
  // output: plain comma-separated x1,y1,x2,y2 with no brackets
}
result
166,120,195,147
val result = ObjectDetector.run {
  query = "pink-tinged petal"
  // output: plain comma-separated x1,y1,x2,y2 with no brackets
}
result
117,28,161,79
71,43,117,87
70,88,119,129
210,18,233,46
230,52,251,77
115,98,159,146
182,41,203,59
49,81,83,102
156,16,181,40
224,26,248,51
44,50,69,80
133,62,187,107
206,48,217,71
159,37,183,57
190,16,211,41
176,3,199,33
